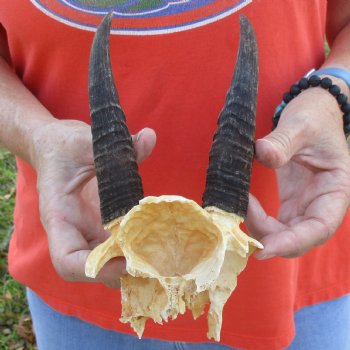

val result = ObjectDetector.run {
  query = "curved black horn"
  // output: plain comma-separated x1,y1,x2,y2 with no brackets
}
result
89,12,143,225
202,15,258,218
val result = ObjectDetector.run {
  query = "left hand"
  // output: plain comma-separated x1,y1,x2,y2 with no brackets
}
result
33,119,156,287
246,87,350,259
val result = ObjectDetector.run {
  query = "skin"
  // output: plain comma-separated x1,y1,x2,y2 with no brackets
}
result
249,0,350,259
0,51,156,288
0,1,350,287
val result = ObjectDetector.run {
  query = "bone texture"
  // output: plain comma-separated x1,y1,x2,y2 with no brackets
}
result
86,14,263,342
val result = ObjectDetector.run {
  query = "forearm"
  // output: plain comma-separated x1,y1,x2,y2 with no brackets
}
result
0,57,57,166
325,24,350,72
321,3,350,94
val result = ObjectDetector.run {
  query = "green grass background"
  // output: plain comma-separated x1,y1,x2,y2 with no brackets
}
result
0,148,36,349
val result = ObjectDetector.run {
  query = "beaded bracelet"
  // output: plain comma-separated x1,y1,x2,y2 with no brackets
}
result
272,75,350,137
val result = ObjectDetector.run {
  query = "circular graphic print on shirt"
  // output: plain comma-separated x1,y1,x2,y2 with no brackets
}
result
30,0,252,35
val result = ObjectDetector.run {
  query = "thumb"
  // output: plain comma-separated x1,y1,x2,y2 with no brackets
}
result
132,127,157,163
255,116,306,169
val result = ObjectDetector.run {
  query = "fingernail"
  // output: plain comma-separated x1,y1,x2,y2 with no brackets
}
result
256,138,275,147
136,128,145,143
255,252,275,260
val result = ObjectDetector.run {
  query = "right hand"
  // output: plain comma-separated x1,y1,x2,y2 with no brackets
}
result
246,87,350,259
33,119,156,288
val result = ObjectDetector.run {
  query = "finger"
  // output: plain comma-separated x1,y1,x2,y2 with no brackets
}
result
95,257,127,288
255,191,349,259
246,194,286,241
42,193,106,246
64,250,126,288
255,104,309,169
132,127,157,163
254,218,328,259
46,218,126,287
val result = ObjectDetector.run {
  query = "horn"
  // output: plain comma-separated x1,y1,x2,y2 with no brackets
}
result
202,15,258,219
89,12,143,225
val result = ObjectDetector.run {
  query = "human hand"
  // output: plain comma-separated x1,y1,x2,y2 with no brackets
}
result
246,87,350,259
32,119,156,287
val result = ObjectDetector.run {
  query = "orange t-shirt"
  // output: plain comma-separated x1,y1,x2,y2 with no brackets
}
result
2,1,350,349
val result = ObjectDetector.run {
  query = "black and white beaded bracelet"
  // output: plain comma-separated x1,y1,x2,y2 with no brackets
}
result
272,74,350,136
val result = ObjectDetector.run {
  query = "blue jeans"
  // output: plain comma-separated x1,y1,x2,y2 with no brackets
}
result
27,289,350,350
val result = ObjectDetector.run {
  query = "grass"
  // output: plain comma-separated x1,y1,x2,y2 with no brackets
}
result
0,148,36,349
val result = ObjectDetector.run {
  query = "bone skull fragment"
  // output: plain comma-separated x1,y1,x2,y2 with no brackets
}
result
85,12,263,342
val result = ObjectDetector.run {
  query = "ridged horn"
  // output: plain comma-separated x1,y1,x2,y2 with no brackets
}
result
89,12,143,225
202,15,258,219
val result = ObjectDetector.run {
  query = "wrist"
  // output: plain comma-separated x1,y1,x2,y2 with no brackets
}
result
30,118,64,170
31,118,93,174
273,72,350,136
0,60,61,166
311,66,350,98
